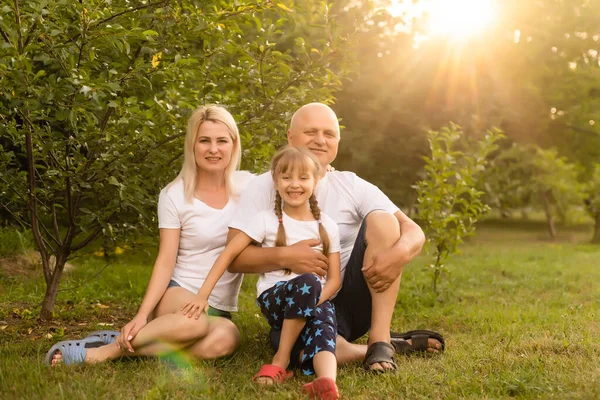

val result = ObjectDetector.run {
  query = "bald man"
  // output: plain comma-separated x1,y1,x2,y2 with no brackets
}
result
228,103,444,372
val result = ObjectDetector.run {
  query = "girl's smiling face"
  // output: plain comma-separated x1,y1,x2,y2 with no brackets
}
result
275,166,317,210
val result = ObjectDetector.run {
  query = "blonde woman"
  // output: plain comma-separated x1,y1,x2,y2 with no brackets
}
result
46,105,253,366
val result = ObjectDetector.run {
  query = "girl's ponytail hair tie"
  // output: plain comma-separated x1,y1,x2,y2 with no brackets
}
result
278,217,283,223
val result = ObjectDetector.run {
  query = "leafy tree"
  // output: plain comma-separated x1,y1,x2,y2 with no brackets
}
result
479,143,536,218
528,146,585,240
0,0,352,320
414,123,502,293
584,164,600,244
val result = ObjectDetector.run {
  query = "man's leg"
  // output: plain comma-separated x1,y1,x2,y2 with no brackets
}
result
362,211,402,370
332,211,441,370
331,217,372,365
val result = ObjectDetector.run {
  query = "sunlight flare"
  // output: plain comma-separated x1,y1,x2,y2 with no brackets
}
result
387,0,497,41
428,0,496,39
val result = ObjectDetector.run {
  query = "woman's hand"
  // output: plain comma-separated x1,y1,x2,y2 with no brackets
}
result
117,314,148,353
181,296,209,319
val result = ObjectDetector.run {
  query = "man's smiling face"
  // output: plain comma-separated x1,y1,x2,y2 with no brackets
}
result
287,104,340,169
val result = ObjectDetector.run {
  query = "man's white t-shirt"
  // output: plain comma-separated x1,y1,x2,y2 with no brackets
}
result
235,210,341,297
230,171,399,278
158,171,253,312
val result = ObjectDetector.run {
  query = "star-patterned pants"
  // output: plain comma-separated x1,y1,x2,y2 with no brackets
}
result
256,273,337,375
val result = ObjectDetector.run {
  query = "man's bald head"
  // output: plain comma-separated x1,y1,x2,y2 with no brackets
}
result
287,102,341,168
290,103,340,135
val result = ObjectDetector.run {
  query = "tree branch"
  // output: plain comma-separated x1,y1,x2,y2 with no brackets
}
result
70,224,103,252
52,204,61,241
14,0,23,52
71,0,170,41
23,20,38,48
0,26,11,44
23,119,51,281
0,202,31,229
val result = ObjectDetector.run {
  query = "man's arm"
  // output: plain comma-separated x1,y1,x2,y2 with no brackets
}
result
226,228,329,276
391,209,426,263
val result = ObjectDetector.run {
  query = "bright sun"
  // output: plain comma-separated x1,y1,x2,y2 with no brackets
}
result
388,0,497,40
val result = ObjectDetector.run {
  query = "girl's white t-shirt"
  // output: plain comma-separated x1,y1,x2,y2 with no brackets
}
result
236,210,341,297
230,171,399,278
157,171,253,312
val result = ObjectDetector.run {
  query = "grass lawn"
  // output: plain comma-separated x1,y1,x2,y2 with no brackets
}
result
1,219,599,399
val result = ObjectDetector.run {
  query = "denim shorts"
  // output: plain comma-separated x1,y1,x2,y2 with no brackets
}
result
167,279,232,320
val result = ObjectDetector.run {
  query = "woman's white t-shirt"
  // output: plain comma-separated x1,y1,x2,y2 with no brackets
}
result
235,210,341,297
230,171,399,278
157,171,253,312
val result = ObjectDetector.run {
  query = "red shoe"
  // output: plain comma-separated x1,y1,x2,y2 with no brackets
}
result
252,364,293,384
302,377,339,400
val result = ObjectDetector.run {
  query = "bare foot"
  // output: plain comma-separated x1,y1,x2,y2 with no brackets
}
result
368,338,443,371
254,355,291,385
419,337,443,353
49,343,124,367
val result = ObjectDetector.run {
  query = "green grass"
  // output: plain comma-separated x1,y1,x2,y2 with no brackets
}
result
1,220,600,399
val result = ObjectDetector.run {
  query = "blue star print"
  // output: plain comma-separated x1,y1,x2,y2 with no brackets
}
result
299,283,311,295
287,283,293,291
271,313,278,321
314,328,323,337
275,297,281,305
327,339,335,348
306,336,313,345
303,307,312,317
286,297,295,306
264,299,270,309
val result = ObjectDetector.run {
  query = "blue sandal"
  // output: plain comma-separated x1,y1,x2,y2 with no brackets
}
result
86,330,120,345
44,338,104,366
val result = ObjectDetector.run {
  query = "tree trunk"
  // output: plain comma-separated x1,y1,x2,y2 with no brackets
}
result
592,211,600,244
40,260,65,321
542,191,556,241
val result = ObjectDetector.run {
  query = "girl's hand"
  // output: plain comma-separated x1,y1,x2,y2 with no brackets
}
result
181,296,209,319
117,314,148,353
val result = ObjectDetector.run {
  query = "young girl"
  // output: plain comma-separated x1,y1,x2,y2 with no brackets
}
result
181,146,341,400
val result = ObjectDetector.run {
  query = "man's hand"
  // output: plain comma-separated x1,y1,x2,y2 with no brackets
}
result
281,239,329,277
362,245,408,292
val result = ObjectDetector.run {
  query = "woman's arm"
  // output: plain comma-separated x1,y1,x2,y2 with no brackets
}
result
318,251,341,305
181,231,254,318
118,228,180,352
135,228,180,318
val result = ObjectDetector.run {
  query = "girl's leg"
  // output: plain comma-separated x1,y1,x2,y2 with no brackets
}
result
254,274,321,384
272,318,305,369
301,301,339,399
301,301,337,379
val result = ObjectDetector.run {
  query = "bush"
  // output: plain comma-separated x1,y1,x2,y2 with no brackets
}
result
0,226,34,257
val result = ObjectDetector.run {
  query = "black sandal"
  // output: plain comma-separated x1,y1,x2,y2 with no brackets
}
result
364,342,397,372
390,330,445,354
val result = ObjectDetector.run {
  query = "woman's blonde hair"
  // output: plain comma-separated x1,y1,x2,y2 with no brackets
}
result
172,105,242,202
271,146,330,270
